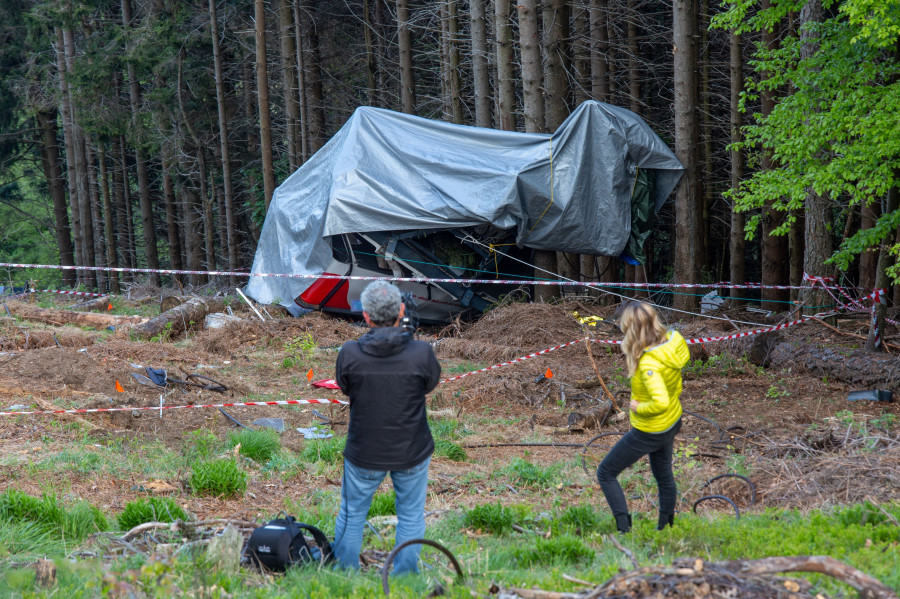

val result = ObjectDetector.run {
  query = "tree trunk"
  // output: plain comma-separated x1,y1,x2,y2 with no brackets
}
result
293,1,310,161
116,136,136,279
132,297,225,340
626,0,640,113
759,0,787,311
397,0,416,114
301,0,326,152
470,0,491,128
447,0,463,124
363,0,381,107
277,0,300,169
728,22,745,305
672,0,703,311
799,0,832,316
254,0,276,210
54,29,82,285
572,5,591,106
859,201,879,290
867,184,898,352
518,0,544,134
97,146,120,294
209,0,239,279
36,109,76,288
494,0,516,131
84,139,107,291
161,144,183,280
7,301,146,329
200,152,216,271
181,173,204,288
590,0,610,102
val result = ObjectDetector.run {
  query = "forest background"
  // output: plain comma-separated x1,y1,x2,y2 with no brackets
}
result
0,0,897,316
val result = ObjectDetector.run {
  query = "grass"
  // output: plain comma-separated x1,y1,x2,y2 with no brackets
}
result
228,428,282,463
118,497,189,530
368,491,396,517
0,489,107,542
464,502,514,535
300,436,346,464
500,458,562,489
189,459,247,498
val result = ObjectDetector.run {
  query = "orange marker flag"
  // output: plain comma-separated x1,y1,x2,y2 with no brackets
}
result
107,302,114,311
306,369,314,381
545,368,553,379
115,380,124,392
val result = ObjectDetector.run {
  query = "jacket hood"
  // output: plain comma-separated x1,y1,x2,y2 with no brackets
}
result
643,330,690,369
357,326,412,357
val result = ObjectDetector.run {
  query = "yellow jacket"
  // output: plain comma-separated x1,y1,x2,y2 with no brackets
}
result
629,330,690,433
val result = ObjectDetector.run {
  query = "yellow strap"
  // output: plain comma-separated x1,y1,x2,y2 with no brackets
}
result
527,138,554,237
488,242,517,278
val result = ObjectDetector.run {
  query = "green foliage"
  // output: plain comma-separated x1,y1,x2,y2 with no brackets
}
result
464,502,514,535
444,361,487,375
300,436,346,464
227,428,281,463
283,333,317,368
118,497,188,531
0,489,107,541
182,429,220,462
684,354,747,377
149,321,175,343
189,460,247,498
501,458,561,488
514,534,595,566
712,0,900,277
367,491,396,517
556,504,603,535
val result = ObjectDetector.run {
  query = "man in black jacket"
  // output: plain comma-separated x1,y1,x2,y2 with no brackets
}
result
332,280,441,574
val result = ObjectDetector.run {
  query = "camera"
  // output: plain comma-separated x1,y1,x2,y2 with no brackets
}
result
400,292,420,334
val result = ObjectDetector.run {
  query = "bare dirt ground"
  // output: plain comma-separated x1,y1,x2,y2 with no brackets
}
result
1,294,899,523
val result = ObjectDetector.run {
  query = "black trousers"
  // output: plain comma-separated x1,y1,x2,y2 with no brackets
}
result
596,418,682,518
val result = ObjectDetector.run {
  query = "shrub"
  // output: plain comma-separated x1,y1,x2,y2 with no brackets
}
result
0,489,107,541
118,497,189,530
300,436,346,464
368,491,396,517
464,502,514,535
433,439,467,462
183,429,220,461
228,428,281,463
557,504,602,535
190,460,247,498
514,534,594,566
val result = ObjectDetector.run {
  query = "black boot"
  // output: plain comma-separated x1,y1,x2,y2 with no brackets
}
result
657,513,674,530
615,513,632,534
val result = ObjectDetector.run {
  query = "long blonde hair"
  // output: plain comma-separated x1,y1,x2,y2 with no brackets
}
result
619,302,668,376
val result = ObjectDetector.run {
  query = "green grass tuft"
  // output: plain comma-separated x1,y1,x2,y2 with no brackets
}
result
0,489,107,542
300,436,346,464
118,497,189,530
228,428,281,463
183,429,220,462
464,502,514,535
189,459,247,498
514,534,595,566
368,491,396,517
556,504,603,535
433,438,468,461
501,458,561,488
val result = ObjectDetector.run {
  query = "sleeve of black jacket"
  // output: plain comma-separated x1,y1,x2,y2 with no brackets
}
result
335,332,441,471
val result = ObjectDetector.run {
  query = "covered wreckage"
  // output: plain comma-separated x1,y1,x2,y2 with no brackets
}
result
246,101,684,321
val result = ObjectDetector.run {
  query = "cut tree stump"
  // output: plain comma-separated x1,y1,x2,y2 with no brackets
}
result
6,301,146,329
132,297,224,340
567,400,613,431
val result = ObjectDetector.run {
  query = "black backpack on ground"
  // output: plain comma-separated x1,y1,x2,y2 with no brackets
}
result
245,515,334,571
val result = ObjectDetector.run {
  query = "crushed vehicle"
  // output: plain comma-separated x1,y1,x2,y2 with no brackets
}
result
245,101,684,322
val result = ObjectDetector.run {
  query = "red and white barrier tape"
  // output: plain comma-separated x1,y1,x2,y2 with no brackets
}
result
0,398,347,417
0,262,845,291
439,340,584,384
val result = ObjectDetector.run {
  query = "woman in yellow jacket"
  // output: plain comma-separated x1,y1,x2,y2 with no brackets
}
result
597,302,690,533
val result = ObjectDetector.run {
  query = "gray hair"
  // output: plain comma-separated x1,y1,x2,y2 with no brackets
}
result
361,280,402,326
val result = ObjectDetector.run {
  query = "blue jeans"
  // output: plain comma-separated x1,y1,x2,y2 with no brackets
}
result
333,456,431,574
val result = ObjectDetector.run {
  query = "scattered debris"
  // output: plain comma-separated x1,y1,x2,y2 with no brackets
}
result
252,418,286,432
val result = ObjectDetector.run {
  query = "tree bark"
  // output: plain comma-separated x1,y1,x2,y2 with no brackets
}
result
518,0,544,134
572,5,591,106
255,0,276,210
867,184,898,352
161,144,183,281
494,0,516,131
292,1,309,160
672,0,703,311
626,0,641,113
397,0,416,114
728,21,744,305
470,0,491,128
590,0,610,102
301,0,326,152
277,0,300,169
84,138,106,291
363,0,380,107
132,297,225,340
54,29,82,285
209,0,239,279
448,0,463,124
36,109,76,288
859,201,879,290
97,146,120,294
116,136,136,279
759,0,787,311
7,301,146,329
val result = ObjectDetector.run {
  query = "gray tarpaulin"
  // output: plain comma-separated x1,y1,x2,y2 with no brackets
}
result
246,101,683,308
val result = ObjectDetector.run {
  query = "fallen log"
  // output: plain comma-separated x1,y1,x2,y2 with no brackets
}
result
132,297,224,340
715,331,900,392
66,295,110,311
6,301,146,329
567,400,613,432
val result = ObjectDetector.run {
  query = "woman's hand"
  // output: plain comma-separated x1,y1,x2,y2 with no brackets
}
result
629,399,639,412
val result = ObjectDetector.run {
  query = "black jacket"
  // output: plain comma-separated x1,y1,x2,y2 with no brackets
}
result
335,326,441,470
